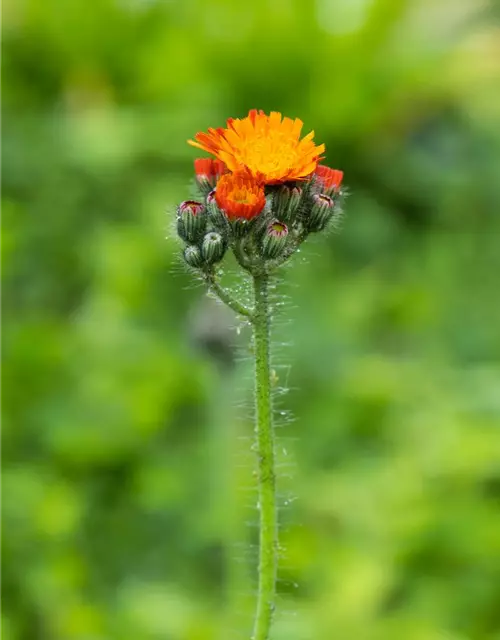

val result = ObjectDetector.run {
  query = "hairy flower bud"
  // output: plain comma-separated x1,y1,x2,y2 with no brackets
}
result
314,166,343,197
206,189,230,234
206,189,217,211
194,158,227,192
177,200,207,242
273,185,302,223
262,220,289,259
183,244,203,269
308,194,336,231
231,218,254,238
201,231,226,264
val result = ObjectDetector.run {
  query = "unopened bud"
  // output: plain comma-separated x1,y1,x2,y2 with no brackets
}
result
231,218,254,238
183,245,203,269
262,220,289,259
206,189,230,233
273,185,302,223
177,200,207,242
308,194,335,231
314,166,343,197
206,189,217,211
201,231,226,264
194,158,227,192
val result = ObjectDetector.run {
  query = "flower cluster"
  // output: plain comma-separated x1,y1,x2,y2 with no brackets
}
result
176,109,344,273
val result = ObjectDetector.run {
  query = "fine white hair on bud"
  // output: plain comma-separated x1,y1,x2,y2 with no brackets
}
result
177,200,207,243
262,220,289,259
206,188,231,235
273,184,303,224
202,231,227,264
175,169,345,271
308,193,336,232
183,244,203,269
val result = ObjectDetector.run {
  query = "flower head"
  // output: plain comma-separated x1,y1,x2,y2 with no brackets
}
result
262,220,289,259
201,231,226,264
189,110,325,185
308,193,336,231
177,200,207,242
273,184,303,223
314,165,343,194
178,200,205,217
268,220,288,238
183,245,203,268
215,172,266,221
194,158,227,189
313,193,334,206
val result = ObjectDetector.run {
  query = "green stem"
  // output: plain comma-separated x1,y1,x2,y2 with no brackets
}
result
206,273,253,318
251,272,277,640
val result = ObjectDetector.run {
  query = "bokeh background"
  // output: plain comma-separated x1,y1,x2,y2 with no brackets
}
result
2,0,500,638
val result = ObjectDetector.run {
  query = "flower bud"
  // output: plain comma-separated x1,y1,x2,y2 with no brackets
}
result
314,166,343,197
262,220,289,259
183,245,203,269
177,200,207,242
206,189,217,211
231,218,254,238
194,158,227,192
206,189,230,233
308,194,336,231
201,231,226,264
273,185,302,223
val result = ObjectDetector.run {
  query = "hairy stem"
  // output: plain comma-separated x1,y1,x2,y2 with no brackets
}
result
251,272,277,640
206,272,253,318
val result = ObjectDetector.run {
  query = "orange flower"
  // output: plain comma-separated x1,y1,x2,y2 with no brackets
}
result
215,173,266,220
194,158,227,188
314,165,343,193
188,110,325,185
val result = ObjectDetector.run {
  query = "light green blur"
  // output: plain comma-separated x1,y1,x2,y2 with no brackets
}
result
2,0,500,639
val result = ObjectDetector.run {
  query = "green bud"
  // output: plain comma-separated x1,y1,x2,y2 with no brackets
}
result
183,245,204,269
177,200,207,242
308,194,335,231
262,220,289,259
231,218,254,238
206,189,231,234
201,231,226,264
273,185,302,223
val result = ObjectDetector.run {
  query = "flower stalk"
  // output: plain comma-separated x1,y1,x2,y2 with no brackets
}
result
205,270,253,319
251,273,277,640
207,271,278,640
174,109,346,640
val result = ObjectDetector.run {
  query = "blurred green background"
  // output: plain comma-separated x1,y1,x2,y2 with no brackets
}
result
2,0,500,638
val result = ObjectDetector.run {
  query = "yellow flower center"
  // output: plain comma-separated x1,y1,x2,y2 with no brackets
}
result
232,189,254,204
235,133,299,179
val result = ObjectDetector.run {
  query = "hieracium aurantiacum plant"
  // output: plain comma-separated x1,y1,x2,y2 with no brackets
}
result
176,110,344,640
